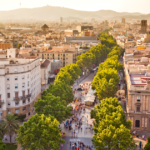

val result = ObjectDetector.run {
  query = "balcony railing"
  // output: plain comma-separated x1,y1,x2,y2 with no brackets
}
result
0,100,4,104
20,96,26,100
26,94,31,98
13,97,20,101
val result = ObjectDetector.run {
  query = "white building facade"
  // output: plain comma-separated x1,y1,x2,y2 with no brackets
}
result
0,57,41,120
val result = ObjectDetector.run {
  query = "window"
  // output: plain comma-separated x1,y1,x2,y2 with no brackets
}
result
27,74,29,78
7,78,9,81
28,112,30,116
28,106,30,110
22,76,25,79
7,84,10,90
28,98,30,103
8,102,10,106
27,66,29,71
7,93,10,98
22,83,25,88
0,105,1,108
6,68,9,73
22,67,25,72
23,107,26,111
15,109,19,113
135,120,140,127
28,81,29,87
23,100,26,104
15,84,18,89
137,96,140,101
8,110,11,114
15,76,18,80
14,68,18,73
136,106,140,112
15,102,19,106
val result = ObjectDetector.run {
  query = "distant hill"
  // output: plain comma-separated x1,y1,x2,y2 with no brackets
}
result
0,6,149,22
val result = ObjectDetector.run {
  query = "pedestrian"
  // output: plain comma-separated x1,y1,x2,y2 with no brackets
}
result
61,144,63,149
70,142,71,147
81,125,82,131
4,135,7,141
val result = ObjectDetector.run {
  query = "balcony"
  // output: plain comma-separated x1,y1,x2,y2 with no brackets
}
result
20,96,26,100
0,100,4,104
26,94,31,98
13,97,20,101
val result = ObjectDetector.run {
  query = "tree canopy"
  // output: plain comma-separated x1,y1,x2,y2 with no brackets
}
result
16,114,65,150
34,93,72,123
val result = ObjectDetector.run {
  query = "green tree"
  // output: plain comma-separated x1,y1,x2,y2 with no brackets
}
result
16,114,65,150
47,82,74,104
93,78,118,100
60,64,82,85
2,114,19,143
0,124,4,139
93,124,135,150
55,71,72,85
144,136,150,150
34,93,72,123
92,97,135,150
0,139,6,150
76,52,96,70
92,68,119,90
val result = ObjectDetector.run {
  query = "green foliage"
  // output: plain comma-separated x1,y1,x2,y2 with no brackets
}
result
92,97,135,150
16,114,65,150
5,143,17,150
0,124,4,139
47,82,74,104
34,93,72,123
14,114,26,122
144,136,150,150
76,52,96,69
2,114,20,143
0,139,6,150
90,109,96,119
55,71,72,85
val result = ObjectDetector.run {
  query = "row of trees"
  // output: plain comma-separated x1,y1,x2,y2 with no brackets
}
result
15,63,82,149
91,30,136,149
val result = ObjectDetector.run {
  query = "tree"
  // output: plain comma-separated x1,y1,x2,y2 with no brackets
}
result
55,71,72,86
92,68,119,90
34,93,72,123
76,52,96,70
144,136,150,150
47,82,74,104
93,78,118,100
16,114,65,150
92,97,135,150
0,139,6,150
2,114,20,143
0,124,4,139
60,64,82,85
93,124,135,150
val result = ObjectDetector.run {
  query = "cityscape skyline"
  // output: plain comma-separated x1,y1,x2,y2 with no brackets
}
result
0,0,150,14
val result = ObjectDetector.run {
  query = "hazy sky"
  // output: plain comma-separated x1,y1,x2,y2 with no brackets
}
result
0,0,150,14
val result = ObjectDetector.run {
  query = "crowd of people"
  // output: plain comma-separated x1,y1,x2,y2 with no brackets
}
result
70,141,94,150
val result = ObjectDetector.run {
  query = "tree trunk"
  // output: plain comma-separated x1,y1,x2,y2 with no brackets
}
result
10,135,11,144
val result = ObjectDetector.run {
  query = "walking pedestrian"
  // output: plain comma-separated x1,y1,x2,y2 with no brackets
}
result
81,125,82,131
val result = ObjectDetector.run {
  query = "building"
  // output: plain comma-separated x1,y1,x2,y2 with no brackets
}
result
41,59,51,85
60,17,63,23
122,18,125,24
41,24,49,32
140,20,147,34
0,51,41,120
76,25,93,32
124,47,150,131
0,43,13,50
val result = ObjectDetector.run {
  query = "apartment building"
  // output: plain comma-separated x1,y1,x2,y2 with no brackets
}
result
0,52,41,120
124,47,150,131
0,43,13,50
33,46,77,67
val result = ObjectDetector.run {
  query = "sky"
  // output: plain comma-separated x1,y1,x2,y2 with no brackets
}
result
0,0,150,14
